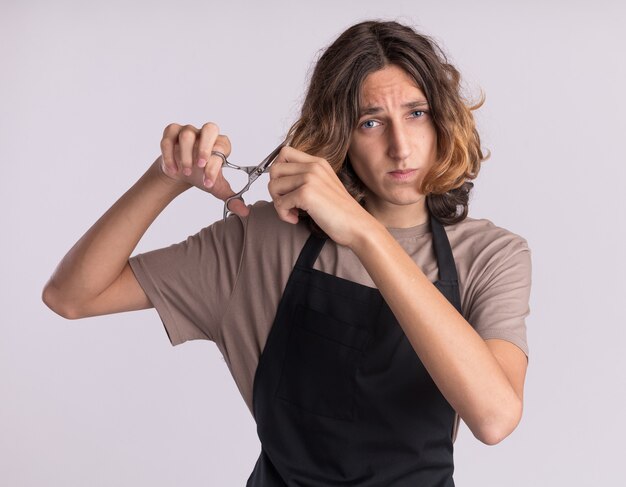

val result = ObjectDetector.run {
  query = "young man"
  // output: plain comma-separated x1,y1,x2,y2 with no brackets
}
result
44,20,531,486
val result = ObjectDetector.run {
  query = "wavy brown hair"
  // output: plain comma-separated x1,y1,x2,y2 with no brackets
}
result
283,19,489,234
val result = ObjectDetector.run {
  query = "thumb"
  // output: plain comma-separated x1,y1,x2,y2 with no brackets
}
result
225,197,250,218
208,171,250,218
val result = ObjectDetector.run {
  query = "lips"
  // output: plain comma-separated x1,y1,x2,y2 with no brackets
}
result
388,169,418,181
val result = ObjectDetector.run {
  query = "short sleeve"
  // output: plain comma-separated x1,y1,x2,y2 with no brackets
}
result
128,213,247,346
466,237,532,358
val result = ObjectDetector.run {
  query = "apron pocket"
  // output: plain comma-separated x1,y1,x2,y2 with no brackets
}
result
276,303,370,421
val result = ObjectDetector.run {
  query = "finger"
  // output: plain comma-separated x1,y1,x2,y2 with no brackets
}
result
268,173,309,199
206,169,237,200
196,122,222,168
271,145,326,167
273,193,301,224
225,197,250,219
287,208,300,223
161,123,182,174
203,136,232,189
268,163,323,225
271,145,304,166
269,160,316,180
203,151,225,189
212,134,232,163
269,147,332,182
208,173,250,218
177,124,199,176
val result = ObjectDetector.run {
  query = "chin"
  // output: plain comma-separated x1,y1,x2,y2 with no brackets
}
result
389,192,426,206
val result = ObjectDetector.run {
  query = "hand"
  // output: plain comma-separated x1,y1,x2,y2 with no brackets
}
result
268,146,372,247
157,122,249,218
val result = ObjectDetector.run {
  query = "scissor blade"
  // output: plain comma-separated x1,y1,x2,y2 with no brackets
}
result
259,143,285,172
247,143,285,184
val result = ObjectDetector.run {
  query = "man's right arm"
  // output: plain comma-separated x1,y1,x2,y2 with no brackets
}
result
42,158,192,319
42,123,250,320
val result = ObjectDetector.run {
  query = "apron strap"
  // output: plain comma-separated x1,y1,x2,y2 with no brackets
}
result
430,212,460,283
295,213,459,284
295,233,328,269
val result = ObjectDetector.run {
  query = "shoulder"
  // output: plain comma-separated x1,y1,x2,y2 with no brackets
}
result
239,199,311,256
445,215,530,258
182,200,289,260
229,201,311,310
449,216,532,357
245,199,309,236
245,199,286,227
444,215,531,291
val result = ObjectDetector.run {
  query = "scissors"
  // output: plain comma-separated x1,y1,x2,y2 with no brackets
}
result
211,142,286,221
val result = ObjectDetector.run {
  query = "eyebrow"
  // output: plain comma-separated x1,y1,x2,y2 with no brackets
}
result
358,100,429,118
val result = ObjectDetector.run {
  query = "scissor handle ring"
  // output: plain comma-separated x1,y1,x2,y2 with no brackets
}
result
223,193,246,221
211,150,227,163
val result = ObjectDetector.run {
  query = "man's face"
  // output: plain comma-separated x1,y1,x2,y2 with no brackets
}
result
347,64,438,222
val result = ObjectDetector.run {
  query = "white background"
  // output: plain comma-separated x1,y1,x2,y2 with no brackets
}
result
2,0,625,485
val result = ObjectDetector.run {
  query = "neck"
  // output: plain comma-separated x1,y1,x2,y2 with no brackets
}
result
364,196,429,229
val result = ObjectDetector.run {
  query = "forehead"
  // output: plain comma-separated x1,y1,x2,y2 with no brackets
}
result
359,64,425,103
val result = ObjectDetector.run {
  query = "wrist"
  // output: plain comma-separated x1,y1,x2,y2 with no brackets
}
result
147,157,192,196
347,211,388,254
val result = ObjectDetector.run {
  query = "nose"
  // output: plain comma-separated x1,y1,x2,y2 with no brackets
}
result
386,121,411,162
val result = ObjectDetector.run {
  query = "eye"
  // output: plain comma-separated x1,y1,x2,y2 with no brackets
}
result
360,119,380,129
410,110,426,118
